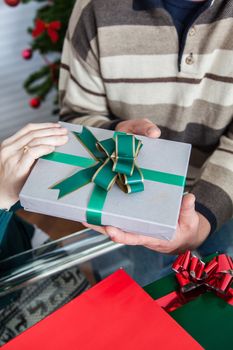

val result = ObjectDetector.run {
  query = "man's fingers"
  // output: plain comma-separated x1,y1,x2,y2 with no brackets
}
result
82,223,152,245
131,119,161,138
146,125,161,138
82,222,108,235
83,223,173,252
84,222,167,248
3,123,61,146
105,226,163,246
116,119,161,138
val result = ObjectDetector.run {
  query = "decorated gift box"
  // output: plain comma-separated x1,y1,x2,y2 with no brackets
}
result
20,122,191,240
144,251,233,349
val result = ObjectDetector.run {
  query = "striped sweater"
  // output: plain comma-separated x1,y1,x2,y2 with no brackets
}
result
59,0,233,233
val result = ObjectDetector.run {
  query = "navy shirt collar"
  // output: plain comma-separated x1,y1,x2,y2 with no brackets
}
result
133,0,214,11
133,0,164,11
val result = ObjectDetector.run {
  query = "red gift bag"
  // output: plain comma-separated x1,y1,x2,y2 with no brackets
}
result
3,270,202,350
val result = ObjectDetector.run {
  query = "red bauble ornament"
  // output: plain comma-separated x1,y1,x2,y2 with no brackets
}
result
22,48,33,60
4,0,20,6
29,98,41,109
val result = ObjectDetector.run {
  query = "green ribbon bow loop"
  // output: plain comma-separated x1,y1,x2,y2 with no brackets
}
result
93,133,144,193
50,127,144,224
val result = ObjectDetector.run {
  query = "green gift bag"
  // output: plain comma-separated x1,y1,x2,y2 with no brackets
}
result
144,251,233,350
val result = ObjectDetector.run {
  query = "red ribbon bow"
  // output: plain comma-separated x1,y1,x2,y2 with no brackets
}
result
156,251,233,312
32,19,61,43
173,251,233,295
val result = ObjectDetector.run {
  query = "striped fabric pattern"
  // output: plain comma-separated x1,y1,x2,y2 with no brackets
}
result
59,0,233,232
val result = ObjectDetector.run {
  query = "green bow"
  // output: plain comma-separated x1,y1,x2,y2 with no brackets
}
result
50,127,144,224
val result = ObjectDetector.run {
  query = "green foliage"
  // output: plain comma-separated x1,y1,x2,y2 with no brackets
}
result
24,60,60,100
21,0,76,108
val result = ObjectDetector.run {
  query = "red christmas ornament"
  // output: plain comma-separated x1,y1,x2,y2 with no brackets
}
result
29,98,41,109
22,48,33,60
4,0,20,6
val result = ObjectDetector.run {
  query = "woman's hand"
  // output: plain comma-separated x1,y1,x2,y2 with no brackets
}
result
0,122,68,209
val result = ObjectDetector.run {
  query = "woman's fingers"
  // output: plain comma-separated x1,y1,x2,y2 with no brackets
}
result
2,122,61,146
0,134,67,167
5,127,68,152
19,144,56,173
27,135,68,147
0,123,68,210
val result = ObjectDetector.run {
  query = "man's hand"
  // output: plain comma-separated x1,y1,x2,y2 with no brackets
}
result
0,123,68,209
83,194,211,254
116,118,161,138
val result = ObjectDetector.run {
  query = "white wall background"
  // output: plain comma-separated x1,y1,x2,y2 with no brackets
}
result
0,1,58,142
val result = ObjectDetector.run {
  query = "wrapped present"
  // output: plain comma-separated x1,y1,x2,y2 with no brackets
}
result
2,270,202,350
20,122,191,240
144,251,233,349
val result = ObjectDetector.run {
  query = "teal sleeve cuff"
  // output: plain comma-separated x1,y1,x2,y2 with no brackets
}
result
0,207,34,262
0,209,14,245
10,201,23,212
0,200,22,213
0,201,22,244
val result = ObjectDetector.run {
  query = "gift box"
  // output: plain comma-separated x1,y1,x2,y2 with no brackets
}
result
20,122,191,240
2,270,202,350
144,251,233,349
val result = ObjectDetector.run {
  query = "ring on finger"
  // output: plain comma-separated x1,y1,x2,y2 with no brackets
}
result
23,145,30,153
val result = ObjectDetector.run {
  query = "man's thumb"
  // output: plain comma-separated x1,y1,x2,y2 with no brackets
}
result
179,193,196,224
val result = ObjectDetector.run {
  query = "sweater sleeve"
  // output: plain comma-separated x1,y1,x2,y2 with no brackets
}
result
0,202,34,262
58,0,120,130
192,119,233,234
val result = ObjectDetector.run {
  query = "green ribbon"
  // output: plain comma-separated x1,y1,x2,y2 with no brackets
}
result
42,127,186,225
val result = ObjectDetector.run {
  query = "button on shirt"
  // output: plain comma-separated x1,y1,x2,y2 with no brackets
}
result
132,0,212,70
163,0,210,69
163,0,203,42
